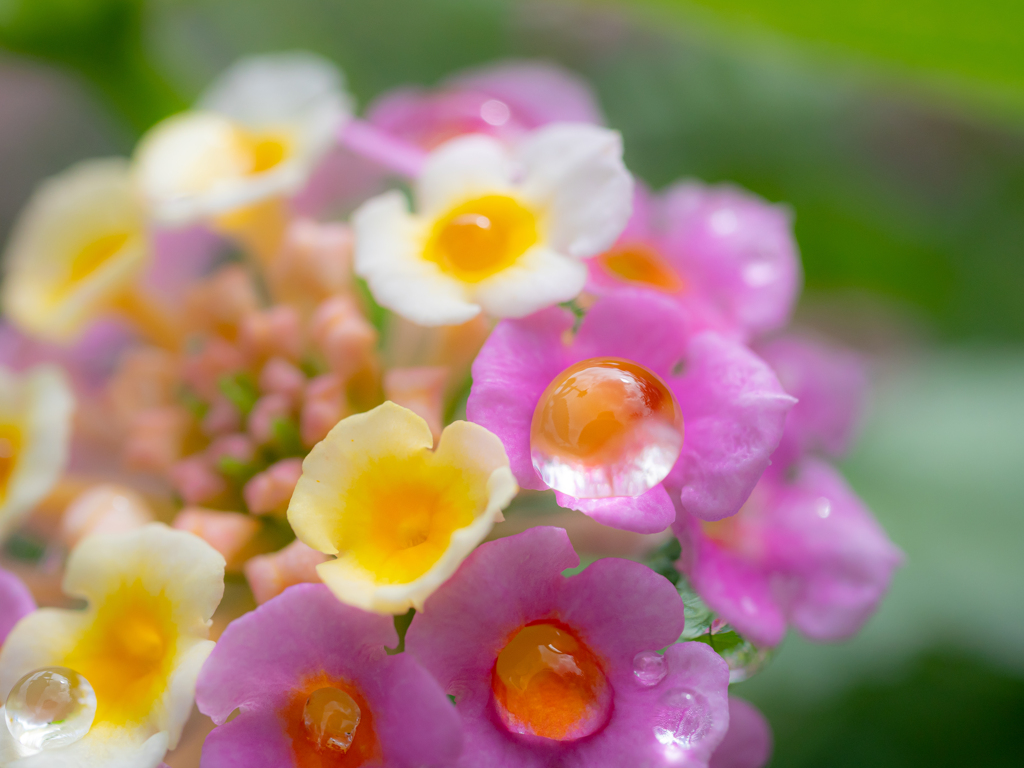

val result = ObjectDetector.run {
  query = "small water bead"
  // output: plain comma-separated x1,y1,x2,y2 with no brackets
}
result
4,667,96,753
652,688,712,751
303,687,361,753
632,651,667,687
530,358,683,498
492,623,611,741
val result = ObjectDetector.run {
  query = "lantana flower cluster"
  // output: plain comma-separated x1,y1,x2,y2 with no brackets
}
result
0,52,901,768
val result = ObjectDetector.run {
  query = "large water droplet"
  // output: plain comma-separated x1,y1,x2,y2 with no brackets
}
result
633,651,667,687
530,358,683,498
4,667,96,753
653,688,712,751
303,687,361,753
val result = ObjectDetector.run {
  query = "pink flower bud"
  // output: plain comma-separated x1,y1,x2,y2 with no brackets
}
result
61,484,155,547
247,393,293,445
184,264,260,338
207,433,256,464
201,395,242,436
384,366,448,441
244,539,328,605
310,296,377,379
182,338,246,401
268,219,353,308
123,406,190,472
244,458,304,515
107,348,180,426
300,374,346,447
170,456,227,505
239,306,303,364
259,357,306,403
173,507,261,569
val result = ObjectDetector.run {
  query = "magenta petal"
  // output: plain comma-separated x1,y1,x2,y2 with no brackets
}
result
668,332,795,522
197,584,461,768
710,698,773,768
756,334,868,467
764,460,903,641
572,290,690,377
558,557,685,682
555,485,675,534
467,307,574,490
0,567,35,644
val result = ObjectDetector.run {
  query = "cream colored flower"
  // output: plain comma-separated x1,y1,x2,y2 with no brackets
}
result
287,401,518,614
0,365,74,543
353,123,633,326
2,160,148,343
134,52,352,226
0,525,225,768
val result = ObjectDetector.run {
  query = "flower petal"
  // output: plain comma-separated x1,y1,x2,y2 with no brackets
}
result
416,134,514,217
710,697,773,768
470,244,588,319
0,568,34,644
554,485,676,534
517,123,633,259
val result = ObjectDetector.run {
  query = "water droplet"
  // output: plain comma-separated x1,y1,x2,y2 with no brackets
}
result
815,497,831,519
530,358,683,498
480,99,511,126
709,208,738,236
633,651,667,686
492,623,611,740
303,687,361,753
742,260,777,287
653,688,712,751
4,667,96,753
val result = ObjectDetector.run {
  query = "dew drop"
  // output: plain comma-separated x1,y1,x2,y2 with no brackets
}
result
303,687,361,753
815,497,831,519
653,688,711,751
480,99,511,126
530,358,683,498
4,667,96,753
632,651,667,687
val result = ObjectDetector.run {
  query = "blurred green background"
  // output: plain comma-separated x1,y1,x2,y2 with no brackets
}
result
1,1,1022,765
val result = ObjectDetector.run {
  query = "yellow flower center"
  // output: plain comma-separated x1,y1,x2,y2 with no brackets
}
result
599,244,684,293
425,195,538,282
63,580,177,726
0,423,22,503
334,453,481,584
60,232,132,295
238,129,291,175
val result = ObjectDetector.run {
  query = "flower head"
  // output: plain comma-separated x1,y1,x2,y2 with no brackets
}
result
467,291,794,533
2,160,149,343
0,568,34,646
134,52,352,226
353,123,633,326
287,401,517,614
0,524,225,766
710,698,772,768
406,527,731,767
196,583,463,768
0,365,74,543
588,182,801,341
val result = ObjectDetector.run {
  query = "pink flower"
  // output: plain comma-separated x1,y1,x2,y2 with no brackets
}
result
244,539,327,605
755,334,868,468
383,366,448,441
710,698,772,768
60,483,155,547
259,357,307,403
369,60,604,149
0,567,34,645
170,455,227,504
239,305,304,364
467,291,794,532
247,393,294,445
244,457,304,515
406,527,730,767
195,583,463,768
173,507,260,569
674,459,903,647
588,183,801,341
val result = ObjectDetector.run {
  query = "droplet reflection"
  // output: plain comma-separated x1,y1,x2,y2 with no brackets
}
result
4,667,96,753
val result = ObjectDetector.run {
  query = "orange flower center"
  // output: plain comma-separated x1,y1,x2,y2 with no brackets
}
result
284,673,380,768
492,622,611,741
599,244,684,293
0,423,22,502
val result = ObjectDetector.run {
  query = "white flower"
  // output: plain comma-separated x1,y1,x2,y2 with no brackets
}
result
133,51,353,225
0,365,74,542
353,123,634,326
288,401,518,614
0,525,225,768
2,160,148,343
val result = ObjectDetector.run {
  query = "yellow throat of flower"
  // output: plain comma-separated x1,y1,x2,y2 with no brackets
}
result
0,422,22,503
424,194,538,283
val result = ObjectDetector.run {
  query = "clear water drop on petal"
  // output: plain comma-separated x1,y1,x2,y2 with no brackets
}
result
653,688,712,751
633,651,667,687
4,667,96,753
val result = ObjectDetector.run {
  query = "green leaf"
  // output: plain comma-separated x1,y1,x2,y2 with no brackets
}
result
217,372,260,416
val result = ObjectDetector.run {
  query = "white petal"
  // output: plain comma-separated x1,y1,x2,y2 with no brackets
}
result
0,366,74,542
470,244,588,318
353,191,480,326
416,134,514,217
0,724,169,768
516,122,634,258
